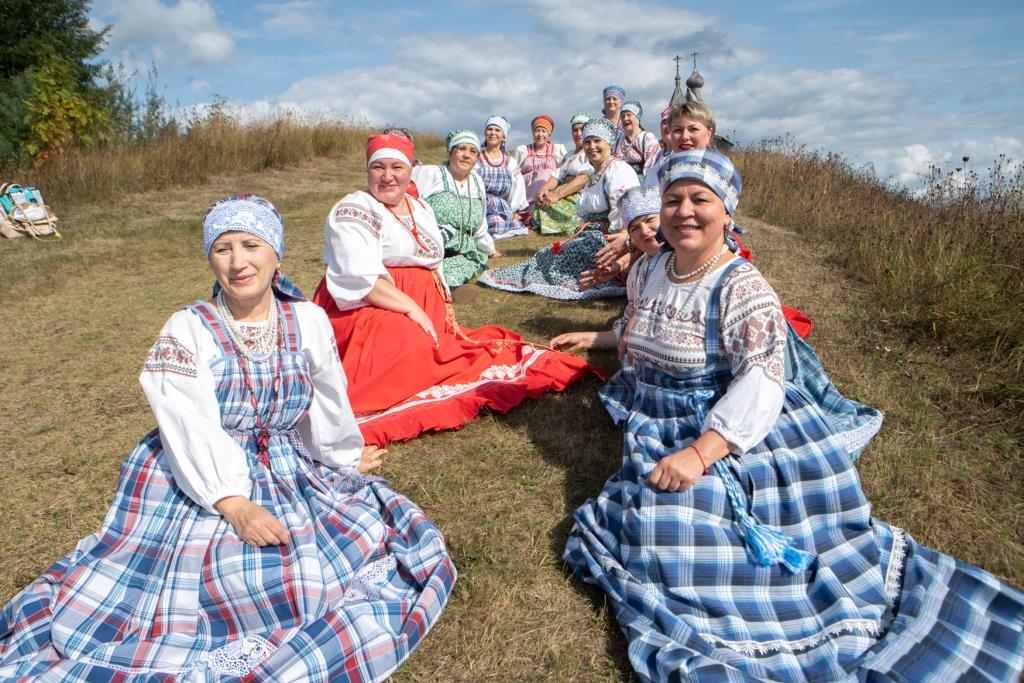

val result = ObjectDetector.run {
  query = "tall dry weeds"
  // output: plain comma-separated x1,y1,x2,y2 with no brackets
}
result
734,139,1023,408
4,111,399,207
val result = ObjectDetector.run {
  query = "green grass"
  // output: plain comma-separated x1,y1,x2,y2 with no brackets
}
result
1,147,1021,680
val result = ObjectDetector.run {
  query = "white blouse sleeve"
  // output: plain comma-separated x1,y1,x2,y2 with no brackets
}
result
512,144,529,166
507,155,528,212
605,160,641,231
411,165,444,200
293,302,365,468
553,143,567,165
139,310,251,513
324,192,391,311
702,266,787,453
473,176,496,255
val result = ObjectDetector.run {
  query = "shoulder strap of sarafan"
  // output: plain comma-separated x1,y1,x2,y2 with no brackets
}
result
187,300,235,356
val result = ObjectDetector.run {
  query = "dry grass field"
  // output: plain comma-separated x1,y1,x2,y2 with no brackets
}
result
1,144,1021,680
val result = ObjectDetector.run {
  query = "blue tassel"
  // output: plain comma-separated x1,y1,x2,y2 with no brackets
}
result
740,519,815,574
713,461,816,574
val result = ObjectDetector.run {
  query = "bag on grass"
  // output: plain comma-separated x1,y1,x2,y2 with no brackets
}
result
0,183,60,239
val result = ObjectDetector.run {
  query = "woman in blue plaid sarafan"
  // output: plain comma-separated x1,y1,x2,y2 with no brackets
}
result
0,195,455,681
563,150,1024,682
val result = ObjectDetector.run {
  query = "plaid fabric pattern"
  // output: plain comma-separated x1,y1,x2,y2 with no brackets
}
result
564,262,1024,682
657,149,741,214
478,220,626,300
475,158,527,240
0,300,455,681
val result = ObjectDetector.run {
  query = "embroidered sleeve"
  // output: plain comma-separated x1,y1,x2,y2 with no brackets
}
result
332,201,382,240
139,311,251,512
719,265,787,388
143,335,197,378
702,264,786,453
324,192,390,310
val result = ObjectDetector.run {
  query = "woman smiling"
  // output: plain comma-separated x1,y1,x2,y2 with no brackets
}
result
0,194,456,680
312,133,595,445
563,149,1024,681
413,129,493,288
514,114,567,207
477,115,528,240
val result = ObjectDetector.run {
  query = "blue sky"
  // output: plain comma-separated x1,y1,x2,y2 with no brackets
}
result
90,0,1024,185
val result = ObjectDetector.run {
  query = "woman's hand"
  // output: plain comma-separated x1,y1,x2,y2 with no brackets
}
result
215,496,290,547
646,448,706,492
579,262,620,290
358,444,387,473
406,307,439,346
550,331,599,352
595,231,630,269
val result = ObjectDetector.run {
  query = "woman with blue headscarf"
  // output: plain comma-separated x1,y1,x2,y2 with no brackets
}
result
477,115,528,240
0,195,456,680
562,150,1024,682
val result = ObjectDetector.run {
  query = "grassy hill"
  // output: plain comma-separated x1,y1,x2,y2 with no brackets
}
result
0,124,1020,679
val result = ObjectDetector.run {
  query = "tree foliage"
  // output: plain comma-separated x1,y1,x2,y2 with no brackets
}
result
0,0,109,160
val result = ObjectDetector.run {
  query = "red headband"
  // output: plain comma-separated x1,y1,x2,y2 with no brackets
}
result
366,133,414,167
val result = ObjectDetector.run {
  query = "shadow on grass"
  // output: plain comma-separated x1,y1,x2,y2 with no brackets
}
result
515,311,623,340
497,373,636,680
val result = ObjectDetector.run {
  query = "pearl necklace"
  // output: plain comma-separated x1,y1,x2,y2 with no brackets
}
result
669,243,729,281
216,290,279,358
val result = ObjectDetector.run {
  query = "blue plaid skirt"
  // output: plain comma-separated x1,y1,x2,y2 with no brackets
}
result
0,301,456,681
478,220,626,300
564,264,1024,682
476,159,527,240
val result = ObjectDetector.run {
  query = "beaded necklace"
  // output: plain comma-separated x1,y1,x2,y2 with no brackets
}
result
385,196,430,251
215,290,279,358
215,291,283,468
669,243,729,281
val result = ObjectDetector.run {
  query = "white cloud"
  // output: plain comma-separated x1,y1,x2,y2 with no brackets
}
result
274,1,759,149
101,0,234,69
255,1,342,38
190,79,210,93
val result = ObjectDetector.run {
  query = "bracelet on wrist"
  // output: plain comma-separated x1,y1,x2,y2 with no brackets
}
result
691,444,709,475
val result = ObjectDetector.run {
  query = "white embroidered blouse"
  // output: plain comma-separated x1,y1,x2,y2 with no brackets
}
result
140,301,364,513
550,149,593,182
411,164,495,256
576,158,641,232
615,253,787,453
323,190,445,311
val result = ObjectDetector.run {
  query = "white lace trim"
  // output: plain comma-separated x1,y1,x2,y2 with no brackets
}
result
836,412,884,457
885,526,908,609
356,344,547,424
102,661,193,675
700,618,883,656
204,635,276,676
342,554,397,603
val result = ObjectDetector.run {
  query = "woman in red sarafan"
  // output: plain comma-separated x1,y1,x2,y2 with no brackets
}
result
313,133,600,446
